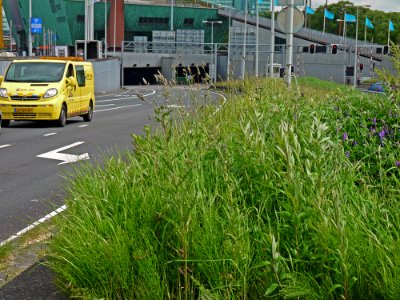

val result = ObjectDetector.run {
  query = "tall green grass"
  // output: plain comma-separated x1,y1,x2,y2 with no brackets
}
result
49,77,400,299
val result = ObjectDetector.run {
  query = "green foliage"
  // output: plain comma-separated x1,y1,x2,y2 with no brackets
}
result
49,78,400,299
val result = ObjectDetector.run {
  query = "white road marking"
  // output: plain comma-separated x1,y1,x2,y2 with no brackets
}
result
166,105,186,108
78,124,89,128
43,133,57,137
94,103,142,112
36,141,90,165
96,90,156,103
0,144,11,149
0,205,68,247
95,104,115,107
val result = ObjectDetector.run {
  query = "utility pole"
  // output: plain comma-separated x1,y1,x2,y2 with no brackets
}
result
285,0,294,86
255,0,259,77
240,0,247,80
28,0,32,56
269,0,275,77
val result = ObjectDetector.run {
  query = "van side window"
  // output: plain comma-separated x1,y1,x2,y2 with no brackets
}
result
76,65,86,87
66,64,74,78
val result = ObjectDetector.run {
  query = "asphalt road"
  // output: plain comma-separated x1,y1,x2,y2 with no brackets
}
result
0,85,224,243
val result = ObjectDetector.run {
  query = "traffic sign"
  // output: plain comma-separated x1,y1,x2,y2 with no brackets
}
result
31,17,42,34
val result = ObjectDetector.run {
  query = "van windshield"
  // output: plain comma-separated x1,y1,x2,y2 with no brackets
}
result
5,62,66,83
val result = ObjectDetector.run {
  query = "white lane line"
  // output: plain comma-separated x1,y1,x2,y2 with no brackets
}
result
208,91,227,116
97,97,137,103
132,89,156,97
208,90,227,102
167,105,186,108
94,103,142,112
0,144,12,149
95,104,115,107
0,204,68,247
78,124,89,128
43,133,57,137
96,90,156,103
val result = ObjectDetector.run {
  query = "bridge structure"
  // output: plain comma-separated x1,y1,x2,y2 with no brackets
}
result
118,6,392,86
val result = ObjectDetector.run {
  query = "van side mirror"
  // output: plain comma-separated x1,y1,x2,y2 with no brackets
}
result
66,76,76,87
0,76,3,84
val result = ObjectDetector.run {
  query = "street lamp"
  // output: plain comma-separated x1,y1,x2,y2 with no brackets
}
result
202,20,222,45
28,0,32,56
345,4,370,88
203,20,222,82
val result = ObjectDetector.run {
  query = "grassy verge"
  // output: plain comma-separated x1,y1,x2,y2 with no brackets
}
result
49,77,400,299
0,222,54,287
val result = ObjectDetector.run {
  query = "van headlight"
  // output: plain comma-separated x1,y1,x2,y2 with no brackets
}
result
43,88,58,98
0,88,8,98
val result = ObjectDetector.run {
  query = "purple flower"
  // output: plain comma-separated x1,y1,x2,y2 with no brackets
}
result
353,140,358,146
342,132,348,141
379,130,385,139
372,118,377,126
396,161,400,168
345,151,350,158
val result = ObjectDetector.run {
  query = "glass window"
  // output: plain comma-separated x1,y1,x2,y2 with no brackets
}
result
76,65,86,87
5,62,66,83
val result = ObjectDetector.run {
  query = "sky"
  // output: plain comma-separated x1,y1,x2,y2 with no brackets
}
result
310,0,400,12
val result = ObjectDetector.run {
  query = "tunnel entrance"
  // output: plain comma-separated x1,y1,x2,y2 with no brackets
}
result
123,67,161,85
175,65,209,84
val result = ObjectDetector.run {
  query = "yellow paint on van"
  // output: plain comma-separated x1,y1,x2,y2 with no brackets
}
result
0,58,95,127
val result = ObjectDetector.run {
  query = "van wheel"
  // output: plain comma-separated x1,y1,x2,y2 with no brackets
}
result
57,105,67,127
83,101,93,122
2,120,10,127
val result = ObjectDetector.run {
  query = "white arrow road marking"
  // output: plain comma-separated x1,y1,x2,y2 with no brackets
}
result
0,144,12,149
36,141,90,165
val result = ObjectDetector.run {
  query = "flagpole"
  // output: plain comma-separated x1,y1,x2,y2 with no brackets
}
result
388,20,391,47
305,0,308,28
353,7,359,88
364,17,367,45
323,10,326,34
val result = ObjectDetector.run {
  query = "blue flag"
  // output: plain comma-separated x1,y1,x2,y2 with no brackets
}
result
389,20,395,31
324,9,334,20
306,6,315,15
345,13,356,22
365,17,374,29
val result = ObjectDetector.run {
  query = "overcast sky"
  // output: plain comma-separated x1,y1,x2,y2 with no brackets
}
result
309,0,400,12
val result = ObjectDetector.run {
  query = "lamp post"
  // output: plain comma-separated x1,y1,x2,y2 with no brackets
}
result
203,20,222,45
240,0,248,80
203,20,222,82
285,0,294,86
269,0,275,77
28,0,32,56
345,4,370,88
104,0,108,57
255,0,259,77
170,0,174,31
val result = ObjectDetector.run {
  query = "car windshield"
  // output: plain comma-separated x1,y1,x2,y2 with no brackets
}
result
4,62,66,83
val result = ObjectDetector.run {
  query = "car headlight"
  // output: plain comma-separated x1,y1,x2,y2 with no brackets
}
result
43,88,58,98
0,88,8,98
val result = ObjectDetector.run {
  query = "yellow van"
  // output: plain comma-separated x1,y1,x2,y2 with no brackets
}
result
0,57,95,127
